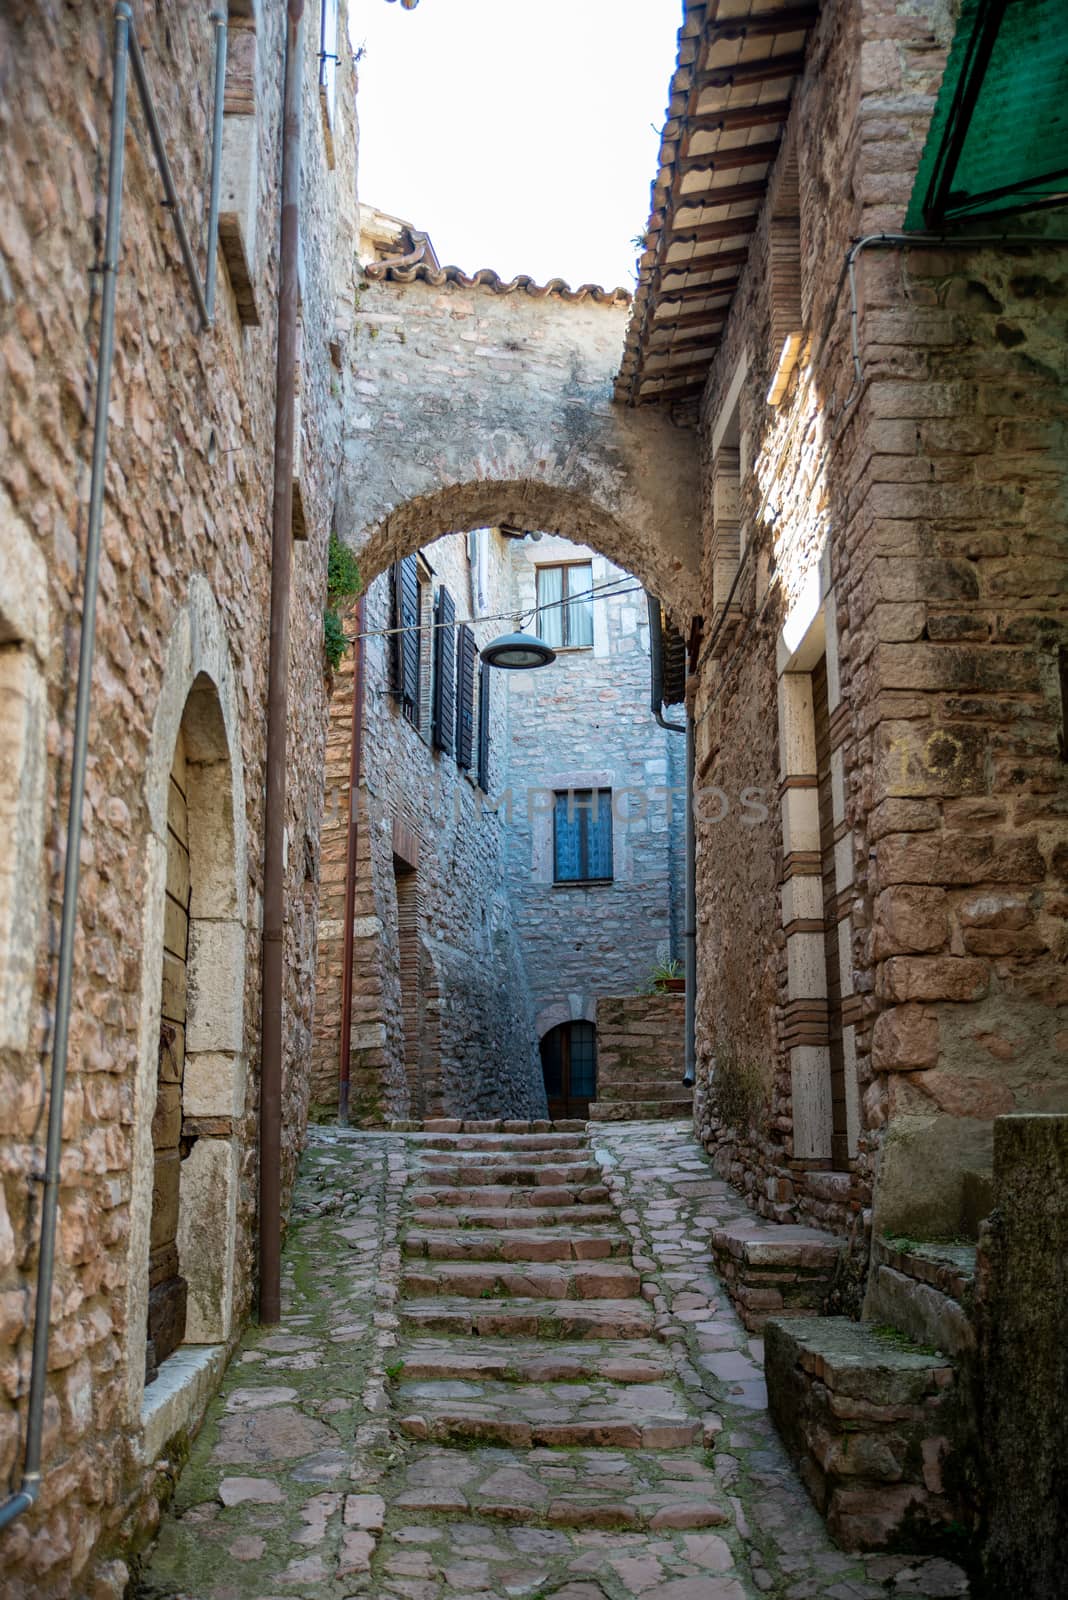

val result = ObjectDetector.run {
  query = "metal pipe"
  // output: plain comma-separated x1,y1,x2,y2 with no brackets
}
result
682,715,696,1088
204,10,229,325
127,23,210,331
338,595,366,1127
259,0,305,1327
0,1,132,1536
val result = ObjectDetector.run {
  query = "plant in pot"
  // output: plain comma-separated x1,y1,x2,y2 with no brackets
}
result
649,957,684,994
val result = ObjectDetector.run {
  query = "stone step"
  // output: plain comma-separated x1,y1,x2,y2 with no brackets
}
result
393,1336,674,1386
399,1296,656,1341
403,1226,630,1262
400,1258,642,1301
390,1444,729,1530
395,1378,700,1450
415,1139,588,1164
710,1219,846,1332
588,1097,693,1122
392,1119,588,1134
412,1160,604,1188
596,1079,692,1102
412,1182,611,1209
410,1202,618,1231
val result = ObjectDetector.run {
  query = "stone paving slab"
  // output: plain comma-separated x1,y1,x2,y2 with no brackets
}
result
403,1225,630,1261
136,1121,970,1600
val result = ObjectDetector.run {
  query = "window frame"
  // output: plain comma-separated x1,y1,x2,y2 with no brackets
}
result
536,560,595,651
553,787,614,885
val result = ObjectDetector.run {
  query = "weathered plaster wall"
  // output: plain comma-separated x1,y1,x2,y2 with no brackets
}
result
0,2,358,1592
691,0,1068,1240
337,276,702,619
503,536,685,1046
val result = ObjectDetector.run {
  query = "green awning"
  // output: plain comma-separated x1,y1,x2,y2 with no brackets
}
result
906,0,1068,231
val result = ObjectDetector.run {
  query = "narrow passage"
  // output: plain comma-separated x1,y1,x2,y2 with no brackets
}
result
137,1123,969,1600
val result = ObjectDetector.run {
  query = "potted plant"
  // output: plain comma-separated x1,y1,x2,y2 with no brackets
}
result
650,957,684,994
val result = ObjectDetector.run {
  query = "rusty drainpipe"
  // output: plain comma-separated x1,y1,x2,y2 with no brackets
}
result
338,595,366,1127
259,0,304,1326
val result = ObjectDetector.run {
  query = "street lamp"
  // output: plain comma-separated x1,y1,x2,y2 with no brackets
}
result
480,630,556,670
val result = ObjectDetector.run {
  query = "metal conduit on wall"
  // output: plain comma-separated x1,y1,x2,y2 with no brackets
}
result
0,1,228,1532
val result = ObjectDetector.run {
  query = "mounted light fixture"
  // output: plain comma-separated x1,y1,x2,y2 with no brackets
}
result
480,630,556,670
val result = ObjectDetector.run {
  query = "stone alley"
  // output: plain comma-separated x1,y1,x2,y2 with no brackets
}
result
136,1122,968,1600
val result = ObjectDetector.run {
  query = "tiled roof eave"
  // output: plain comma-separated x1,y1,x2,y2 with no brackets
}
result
617,0,819,408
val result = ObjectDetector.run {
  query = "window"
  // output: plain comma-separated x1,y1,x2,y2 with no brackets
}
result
391,555,422,727
536,562,594,650
766,151,802,407
554,789,613,883
455,624,477,770
477,660,491,791
431,586,456,755
218,3,261,325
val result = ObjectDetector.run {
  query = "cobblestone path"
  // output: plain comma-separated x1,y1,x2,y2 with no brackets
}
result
137,1122,969,1600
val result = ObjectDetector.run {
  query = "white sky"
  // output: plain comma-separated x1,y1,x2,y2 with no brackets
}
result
348,0,682,291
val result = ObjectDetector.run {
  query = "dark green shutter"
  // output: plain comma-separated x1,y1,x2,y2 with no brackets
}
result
456,624,476,770
394,556,421,726
477,661,491,790
432,586,456,754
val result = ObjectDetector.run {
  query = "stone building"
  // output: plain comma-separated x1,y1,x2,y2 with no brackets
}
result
0,2,361,1592
616,0,1068,1249
312,522,687,1123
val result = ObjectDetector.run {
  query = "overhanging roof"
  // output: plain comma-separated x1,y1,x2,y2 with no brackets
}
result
616,0,819,409
905,0,1068,230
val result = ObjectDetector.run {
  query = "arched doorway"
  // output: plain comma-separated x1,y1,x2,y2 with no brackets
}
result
541,1020,597,1121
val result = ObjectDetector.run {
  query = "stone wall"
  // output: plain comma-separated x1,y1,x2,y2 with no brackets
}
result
338,274,702,620
691,0,1068,1240
0,3,359,1592
594,994,686,1092
312,529,544,1122
503,537,686,1054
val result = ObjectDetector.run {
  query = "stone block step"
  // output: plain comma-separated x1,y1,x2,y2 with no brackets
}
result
392,1119,588,1135
403,1225,630,1262
412,1161,603,1188
596,1079,692,1102
400,1258,641,1302
410,1203,618,1231
395,1377,700,1450
412,1182,610,1209
710,1219,845,1332
588,1098,693,1122
399,1296,655,1341
393,1336,674,1386
419,1141,589,1164
390,1444,729,1531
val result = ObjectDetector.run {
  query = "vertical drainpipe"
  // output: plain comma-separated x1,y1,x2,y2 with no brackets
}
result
259,0,304,1326
0,0,133,1538
646,595,694,1086
338,595,366,1127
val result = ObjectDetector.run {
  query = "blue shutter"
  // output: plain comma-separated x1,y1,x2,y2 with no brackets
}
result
586,790,613,879
554,794,581,882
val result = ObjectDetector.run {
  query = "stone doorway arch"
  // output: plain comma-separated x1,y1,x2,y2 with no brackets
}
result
125,578,248,1448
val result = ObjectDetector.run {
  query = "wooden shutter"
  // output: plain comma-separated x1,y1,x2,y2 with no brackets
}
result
455,624,476,770
394,556,421,725
587,789,614,879
432,586,456,754
477,661,491,790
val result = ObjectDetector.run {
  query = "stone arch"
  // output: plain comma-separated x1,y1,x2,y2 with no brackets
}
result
343,478,698,623
340,278,701,618
126,576,247,1436
535,998,597,1039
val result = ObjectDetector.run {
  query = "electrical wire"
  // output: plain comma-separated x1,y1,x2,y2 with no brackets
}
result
344,573,647,646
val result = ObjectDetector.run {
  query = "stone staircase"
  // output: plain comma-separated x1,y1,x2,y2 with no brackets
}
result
588,992,693,1122
379,1121,726,1547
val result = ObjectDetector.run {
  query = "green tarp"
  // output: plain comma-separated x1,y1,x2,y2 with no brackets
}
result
906,0,1068,230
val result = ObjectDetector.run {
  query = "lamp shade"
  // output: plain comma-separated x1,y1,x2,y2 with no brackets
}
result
480,631,556,670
